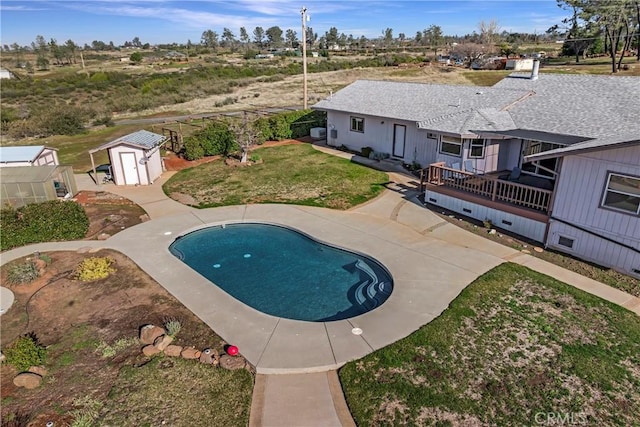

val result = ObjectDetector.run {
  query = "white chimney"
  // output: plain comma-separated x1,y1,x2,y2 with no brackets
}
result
531,59,540,80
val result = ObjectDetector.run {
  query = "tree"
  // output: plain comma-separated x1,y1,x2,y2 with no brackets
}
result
130,51,143,64
253,26,265,47
424,25,443,57
49,38,64,65
285,29,298,47
266,26,284,48
478,19,500,46
499,42,518,58
132,36,142,47
201,29,219,50
306,27,317,47
229,113,262,163
325,27,339,47
36,54,49,70
65,39,77,64
383,28,393,47
451,42,487,65
589,0,635,72
239,27,250,47
222,28,236,49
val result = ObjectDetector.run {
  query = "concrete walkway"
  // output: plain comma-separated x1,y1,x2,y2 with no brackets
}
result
2,146,638,427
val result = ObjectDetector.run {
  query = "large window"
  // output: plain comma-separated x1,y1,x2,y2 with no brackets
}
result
601,172,640,215
439,136,462,156
350,116,364,133
469,139,485,158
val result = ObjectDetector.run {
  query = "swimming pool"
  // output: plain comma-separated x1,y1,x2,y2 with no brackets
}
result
169,223,393,322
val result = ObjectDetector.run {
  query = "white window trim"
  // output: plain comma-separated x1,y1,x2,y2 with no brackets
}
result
468,139,486,159
350,116,364,133
601,172,640,215
439,136,462,157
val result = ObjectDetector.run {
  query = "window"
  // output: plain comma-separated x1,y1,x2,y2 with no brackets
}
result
469,139,485,158
601,172,640,215
350,116,364,133
521,140,561,178
439,136,462,156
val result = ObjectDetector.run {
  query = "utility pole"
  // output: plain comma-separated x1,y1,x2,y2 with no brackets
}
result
301,6,308,109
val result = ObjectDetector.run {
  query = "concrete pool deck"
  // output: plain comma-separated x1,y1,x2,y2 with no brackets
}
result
2,146,639,426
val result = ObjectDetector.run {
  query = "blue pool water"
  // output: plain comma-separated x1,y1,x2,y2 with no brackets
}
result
169,223,393,322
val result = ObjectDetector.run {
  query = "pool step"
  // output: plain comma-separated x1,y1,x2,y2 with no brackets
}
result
354,260,392,310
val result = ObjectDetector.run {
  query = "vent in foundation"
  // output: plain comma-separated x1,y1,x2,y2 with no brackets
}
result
558,236,574,249
463,208,472,214
632,268,640,275
501,220,513,226
428,198,437,203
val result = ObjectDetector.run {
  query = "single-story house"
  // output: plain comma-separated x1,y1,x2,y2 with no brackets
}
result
0,145,59,167
313,63,640,278
89,130,167,186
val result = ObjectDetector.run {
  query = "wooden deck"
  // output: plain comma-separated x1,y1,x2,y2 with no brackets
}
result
421,163,553,222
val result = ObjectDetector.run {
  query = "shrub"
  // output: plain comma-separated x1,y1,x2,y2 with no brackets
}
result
70,396,103,427
74,257,116,281
0,201,89,251
254,109,326,142
6,260,40,285
4,333,47,372
164,318,182,337
94,337,137,358
183,121,237,160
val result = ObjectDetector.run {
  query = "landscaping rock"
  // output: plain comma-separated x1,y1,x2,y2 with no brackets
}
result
28,366,48,376
219,354,246,370
534,247,544,253
521,249,531,254
164,345,183,357
154,335,173,351
139,214,150,222
13,372,42,389
199,348,218,365
0,351,5,363
97,233,111,241
181,347,201,360
34,258,48,272
77,247,92,254
139,325,166,345
142,344,162,357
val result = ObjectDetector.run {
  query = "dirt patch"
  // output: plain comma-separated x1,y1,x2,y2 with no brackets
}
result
74,191,148,239
0,249,235,424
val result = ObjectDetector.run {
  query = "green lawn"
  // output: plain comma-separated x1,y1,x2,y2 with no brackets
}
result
339,263,640,426
163,144,389,209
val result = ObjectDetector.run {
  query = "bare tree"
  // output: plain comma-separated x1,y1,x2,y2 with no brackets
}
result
229,113,262,163
478,19,500,46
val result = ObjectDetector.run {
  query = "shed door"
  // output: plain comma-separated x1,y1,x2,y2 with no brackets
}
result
120,152,140,185
393,124,406,158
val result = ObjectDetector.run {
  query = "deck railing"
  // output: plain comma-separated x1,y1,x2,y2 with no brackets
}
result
422,162,553,213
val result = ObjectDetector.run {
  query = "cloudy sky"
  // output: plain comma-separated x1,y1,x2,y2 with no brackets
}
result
1,0,568,46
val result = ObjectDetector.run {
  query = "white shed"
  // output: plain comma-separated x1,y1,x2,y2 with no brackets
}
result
89,130,167,186
0,145,59,167
505,58,534,71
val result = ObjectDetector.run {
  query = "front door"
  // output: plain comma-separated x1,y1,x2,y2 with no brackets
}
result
120,152,140,185
393,124,406,158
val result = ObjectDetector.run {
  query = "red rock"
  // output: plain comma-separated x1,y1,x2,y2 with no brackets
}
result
28,366,48,376
139,325,166,345
164,345,183,357
142,345,162,356
219,354,246,370
181,347,200,360
154,335,173,351
199,348,218,365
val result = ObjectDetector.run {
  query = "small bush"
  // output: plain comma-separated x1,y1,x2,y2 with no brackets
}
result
95,337,137,358
74,257,116,281
164,318,182,337
6,260,40,285
4,333,47,372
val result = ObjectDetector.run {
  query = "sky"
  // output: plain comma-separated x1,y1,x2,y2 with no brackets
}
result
0,0,569,47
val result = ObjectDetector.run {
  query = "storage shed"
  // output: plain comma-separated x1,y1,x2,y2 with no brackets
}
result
89,130,167,186
0,165,77,208
0,145,59,167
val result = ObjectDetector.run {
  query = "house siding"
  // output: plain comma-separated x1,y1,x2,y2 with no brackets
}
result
547,145,640,277
425,190,547,241
109,146,148,185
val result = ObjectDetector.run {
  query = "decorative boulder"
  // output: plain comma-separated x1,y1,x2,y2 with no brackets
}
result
164,345,183,357
142,344,162,357
181,347,201,360
219,354,246,371
13,372,42,389
154,335,173,351
28,366,48,377
140,325,166,345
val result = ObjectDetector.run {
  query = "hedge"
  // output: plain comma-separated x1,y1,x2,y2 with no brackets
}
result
0,200,89,251
254,109,326,142
183,121,238,161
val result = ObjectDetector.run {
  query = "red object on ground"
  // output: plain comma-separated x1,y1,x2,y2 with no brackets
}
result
227,345,239,356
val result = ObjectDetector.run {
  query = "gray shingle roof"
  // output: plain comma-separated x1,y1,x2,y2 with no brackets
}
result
493,73,640,139
313,80,531,135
